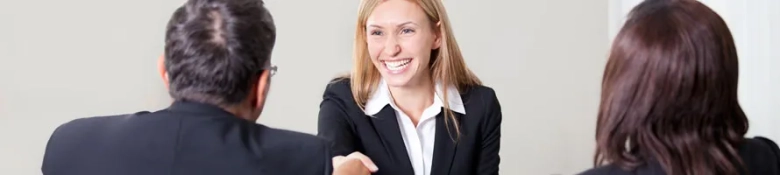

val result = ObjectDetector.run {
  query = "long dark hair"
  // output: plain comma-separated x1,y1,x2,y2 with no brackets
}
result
594,0,749,174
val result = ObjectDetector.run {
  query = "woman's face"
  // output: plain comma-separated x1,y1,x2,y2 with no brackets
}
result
365,0,441,88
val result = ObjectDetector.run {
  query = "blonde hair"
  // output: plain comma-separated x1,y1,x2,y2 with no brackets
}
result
344,0,482,141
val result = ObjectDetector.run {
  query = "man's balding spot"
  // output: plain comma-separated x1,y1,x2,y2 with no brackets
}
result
207,10,226,46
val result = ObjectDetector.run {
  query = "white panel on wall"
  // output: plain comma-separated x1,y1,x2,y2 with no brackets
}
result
608,0,780,140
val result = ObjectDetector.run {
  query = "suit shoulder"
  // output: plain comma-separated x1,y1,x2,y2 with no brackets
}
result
741,137,780,163
323,77,353,100
461,84,500,114
463,84,498,100
577,165,624,175
44,112,151,160
50,112,149,138
744,136,779,152
328,76,351,86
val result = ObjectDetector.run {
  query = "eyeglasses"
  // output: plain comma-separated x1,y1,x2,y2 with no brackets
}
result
265,64,278,77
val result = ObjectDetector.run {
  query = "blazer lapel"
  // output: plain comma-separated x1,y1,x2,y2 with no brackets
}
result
431,110,462,175
370,106,414,175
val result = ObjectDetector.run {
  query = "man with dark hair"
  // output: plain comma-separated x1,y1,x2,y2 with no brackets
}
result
41,0,374,174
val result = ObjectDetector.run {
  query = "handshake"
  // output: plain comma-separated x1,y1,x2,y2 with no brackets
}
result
332,152,379,175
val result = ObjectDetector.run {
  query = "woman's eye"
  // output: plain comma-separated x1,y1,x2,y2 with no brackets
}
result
401,28,415,34
370,30,383,36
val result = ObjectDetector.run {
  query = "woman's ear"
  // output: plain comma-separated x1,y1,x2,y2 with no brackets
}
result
433,21,442,49
157,55,170,89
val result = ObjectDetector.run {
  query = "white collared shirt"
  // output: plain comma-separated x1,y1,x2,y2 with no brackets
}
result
363,79,466,175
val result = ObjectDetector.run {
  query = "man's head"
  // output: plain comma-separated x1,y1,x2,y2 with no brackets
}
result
159,0,276,121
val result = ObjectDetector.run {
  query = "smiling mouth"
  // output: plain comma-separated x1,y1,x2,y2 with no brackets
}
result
382,58,412,71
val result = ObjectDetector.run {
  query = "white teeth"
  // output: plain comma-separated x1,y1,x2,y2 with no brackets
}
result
384,59,411,71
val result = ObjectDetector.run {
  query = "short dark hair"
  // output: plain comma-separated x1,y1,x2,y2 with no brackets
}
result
164,0,276,105
595,0,748,175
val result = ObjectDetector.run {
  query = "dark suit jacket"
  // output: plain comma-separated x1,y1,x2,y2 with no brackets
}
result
317,78,502,175
42,101,332,175
579,137,780,175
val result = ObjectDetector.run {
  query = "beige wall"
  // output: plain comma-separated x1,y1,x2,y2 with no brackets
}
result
0,0,609,174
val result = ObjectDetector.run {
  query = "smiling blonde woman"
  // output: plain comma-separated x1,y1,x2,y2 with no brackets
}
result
317,0,502,175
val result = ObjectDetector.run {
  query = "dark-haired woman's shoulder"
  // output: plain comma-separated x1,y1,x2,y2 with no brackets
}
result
577,162,666,175
739,136,780,174
577,137,780,175
577,157,673,175
577,165,623,175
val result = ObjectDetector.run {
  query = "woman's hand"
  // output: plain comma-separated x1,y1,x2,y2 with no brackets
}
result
332,152,378,175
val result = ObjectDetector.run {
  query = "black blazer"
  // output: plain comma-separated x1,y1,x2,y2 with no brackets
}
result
42,101,332,175
317,78,502,175
578,137,780,175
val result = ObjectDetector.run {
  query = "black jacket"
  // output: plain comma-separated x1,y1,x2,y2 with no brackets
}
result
317,78,502,175
579,137,780,175
42,101,332,175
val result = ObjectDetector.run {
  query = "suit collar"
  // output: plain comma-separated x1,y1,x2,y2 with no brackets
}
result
167,100,265,152
369,101,463,175
167,100,237,118
431,111,462,175
364,78,466,116
370,105,416,175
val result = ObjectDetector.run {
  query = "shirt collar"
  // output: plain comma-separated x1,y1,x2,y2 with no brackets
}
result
364,78,466,116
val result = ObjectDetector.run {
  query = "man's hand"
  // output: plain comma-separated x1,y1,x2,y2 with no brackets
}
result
332,152,378,175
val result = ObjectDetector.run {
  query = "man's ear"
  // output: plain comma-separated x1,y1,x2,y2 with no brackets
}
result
432,21,442,49
157,55,170,89
252,70,271,108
